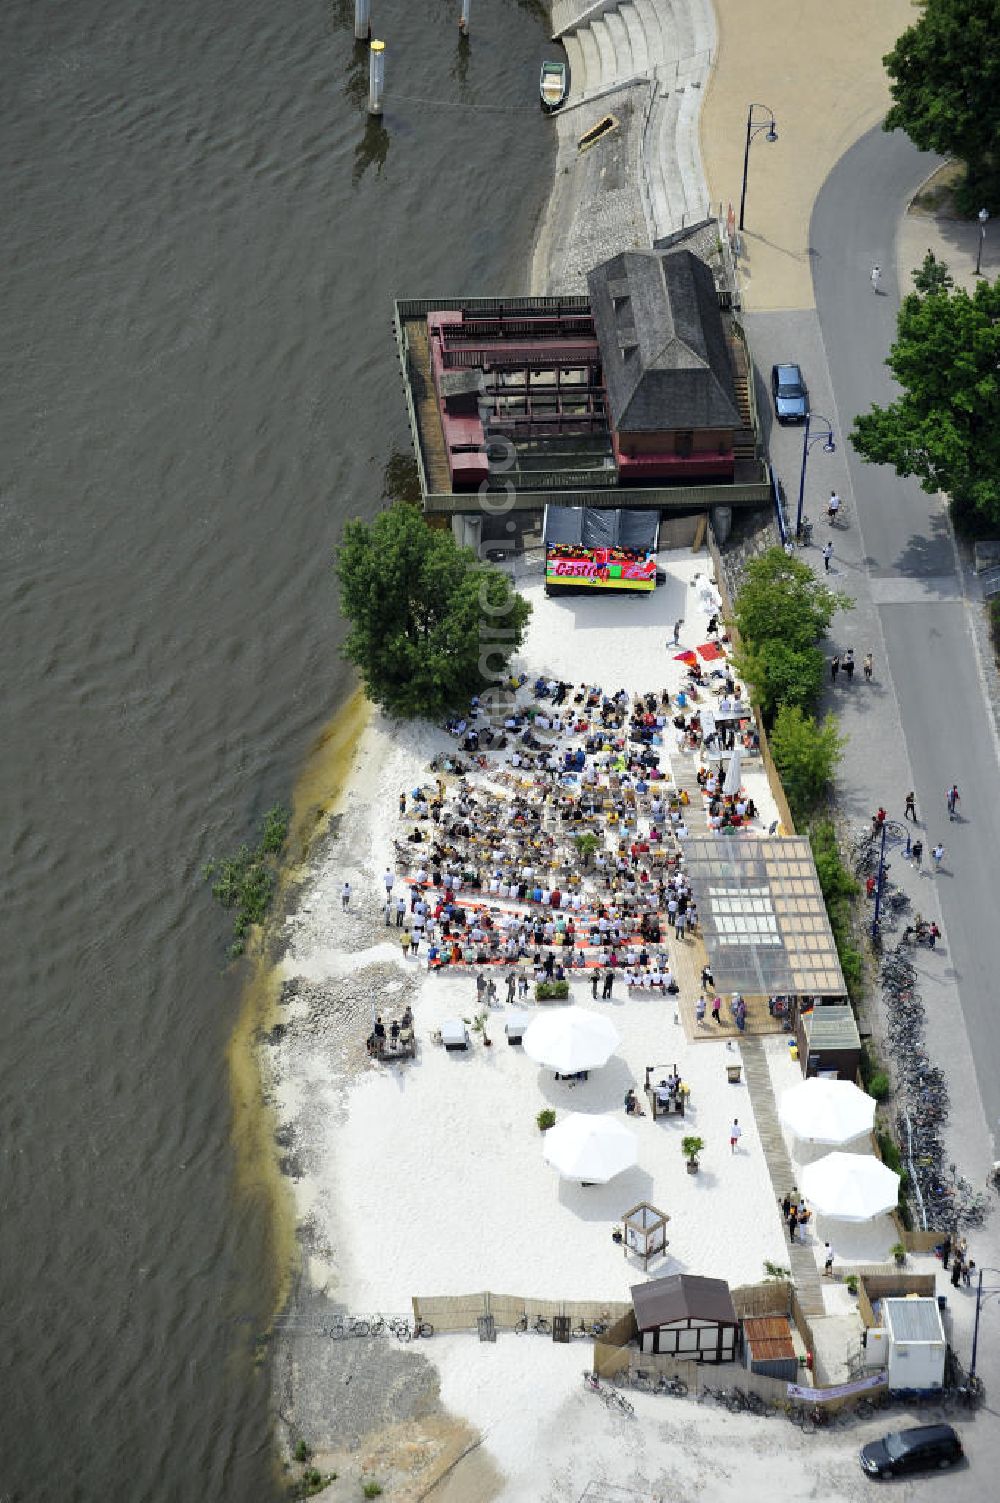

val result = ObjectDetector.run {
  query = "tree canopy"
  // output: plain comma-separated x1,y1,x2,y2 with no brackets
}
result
850,276,1000,527
336,502,531,719
770,707,846,823
883,0,1000,207
730,549,847,726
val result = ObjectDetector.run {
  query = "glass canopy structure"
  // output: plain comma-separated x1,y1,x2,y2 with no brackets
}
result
681,836,845,997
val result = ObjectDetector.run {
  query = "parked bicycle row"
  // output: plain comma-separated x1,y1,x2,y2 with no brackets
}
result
272,1313,434,1341
880,947,990,1230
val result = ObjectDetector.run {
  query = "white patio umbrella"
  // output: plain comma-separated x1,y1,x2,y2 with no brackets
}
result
543,1112,638,1183
799,1152,900,1222
779,1078,876,1146
522,1006,620,1075
722,743,743,797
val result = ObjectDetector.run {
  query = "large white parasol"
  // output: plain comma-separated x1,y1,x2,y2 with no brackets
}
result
779,1078,876,1146
522,1006,620,1075
542,1112,638,1183
799,1152,900,1221
722,744,743,797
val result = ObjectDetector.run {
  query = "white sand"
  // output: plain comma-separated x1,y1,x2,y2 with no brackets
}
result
268,549,874,1499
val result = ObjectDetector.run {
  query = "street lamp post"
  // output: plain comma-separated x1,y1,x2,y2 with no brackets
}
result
795,413,836,539
968,1265,1000,1385
738,104,778,232
975,207,990,276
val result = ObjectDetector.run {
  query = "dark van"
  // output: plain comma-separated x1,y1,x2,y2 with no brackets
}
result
860,1423,963,1478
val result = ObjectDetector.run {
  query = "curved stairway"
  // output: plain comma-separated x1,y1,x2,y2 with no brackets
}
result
553,0,717,240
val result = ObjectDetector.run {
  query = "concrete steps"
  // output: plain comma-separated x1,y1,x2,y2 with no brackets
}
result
633,0,667,67
619,2,649,73
577,25,602,93
563,32,587,97
647,85,686,236
602,10,634,77
591,18,618,88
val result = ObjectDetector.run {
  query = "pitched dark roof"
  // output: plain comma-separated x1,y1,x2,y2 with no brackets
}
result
587,249,740,433
630,1273,737,1330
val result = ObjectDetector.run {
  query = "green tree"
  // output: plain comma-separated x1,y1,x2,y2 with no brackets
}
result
809,818,863,999
769,707,846,822
883,0,1000,209
732,549,845,650
850,277,1000,528
912,249,953,296
733,637,824,724
336,502,531,718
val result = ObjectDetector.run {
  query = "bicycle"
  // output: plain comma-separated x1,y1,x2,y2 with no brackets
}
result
656,1374,689,1398
515,1313,551,1335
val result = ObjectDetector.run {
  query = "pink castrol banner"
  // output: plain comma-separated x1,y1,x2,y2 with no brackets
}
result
545,546,656,592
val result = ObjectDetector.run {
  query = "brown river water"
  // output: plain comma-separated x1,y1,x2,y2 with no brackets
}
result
0,1,551,1496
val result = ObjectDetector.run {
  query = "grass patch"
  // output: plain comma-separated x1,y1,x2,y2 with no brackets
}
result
204,804,290,957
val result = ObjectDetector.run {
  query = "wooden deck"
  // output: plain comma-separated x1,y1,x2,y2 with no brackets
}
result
403,318,453,495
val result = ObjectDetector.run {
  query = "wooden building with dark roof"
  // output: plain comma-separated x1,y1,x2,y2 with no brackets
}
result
587,248,742,483
630,1273,739,1362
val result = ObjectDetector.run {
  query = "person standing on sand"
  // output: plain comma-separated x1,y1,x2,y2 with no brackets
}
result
695,994,706,1026
672,619,684,646
730,1118,742,1153
591,970,599,1000
341,880,351,910
711,994,722,1025
824,1243,835,1276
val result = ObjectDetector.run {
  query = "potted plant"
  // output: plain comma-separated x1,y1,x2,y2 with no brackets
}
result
537,1108,556,1132
465,1010,492,1047
574,832,599,869
890,1242,906,1267
845,1274,859,1297
682,1135,705,1174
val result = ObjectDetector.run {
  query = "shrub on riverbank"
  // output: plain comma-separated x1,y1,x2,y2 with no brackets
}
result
203,804,290,958
336,502,531,719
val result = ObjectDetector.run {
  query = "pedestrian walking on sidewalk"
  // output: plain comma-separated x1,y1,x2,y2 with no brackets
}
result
711,994,722,1025
729,1118,742,1153
789,1205,799,1241
830,654,840,682
843,648,855,682
827,490,841,524
871,264,881,293
904,791,917,822
824,1243,835,1276
947,784,960,820
672,619,684,646
395,895,407,926
822,541,833,573
341,880,351,910
932,842,945,871
912,838,923,868
864,651,874,681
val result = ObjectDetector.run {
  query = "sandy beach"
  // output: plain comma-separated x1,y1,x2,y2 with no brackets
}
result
255,548,931,1501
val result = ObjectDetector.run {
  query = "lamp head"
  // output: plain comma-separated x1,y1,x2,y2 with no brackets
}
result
766,124,778,144
823,438,836,455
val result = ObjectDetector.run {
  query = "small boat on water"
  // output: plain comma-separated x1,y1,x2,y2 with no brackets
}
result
539,60,567,113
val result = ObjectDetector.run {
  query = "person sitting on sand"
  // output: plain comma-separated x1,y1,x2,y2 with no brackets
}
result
624,1088,642,1116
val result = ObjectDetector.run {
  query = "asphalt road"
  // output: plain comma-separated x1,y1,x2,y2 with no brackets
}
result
807,126,1000,1160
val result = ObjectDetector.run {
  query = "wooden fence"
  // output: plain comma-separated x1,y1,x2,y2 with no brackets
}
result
856,1271,937,1330
410,1291,633,1334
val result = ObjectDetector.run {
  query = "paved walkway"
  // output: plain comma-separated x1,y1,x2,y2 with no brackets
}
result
699,0,914,310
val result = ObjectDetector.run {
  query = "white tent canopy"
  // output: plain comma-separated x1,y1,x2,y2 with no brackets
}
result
799,1152,900,1222
523,1007,620,1075
542,1112,638,1183
779,1078,876,1145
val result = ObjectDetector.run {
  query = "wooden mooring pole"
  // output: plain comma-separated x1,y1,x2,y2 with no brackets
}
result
368,38,385,116
459,0,471,35
354,0,371,41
